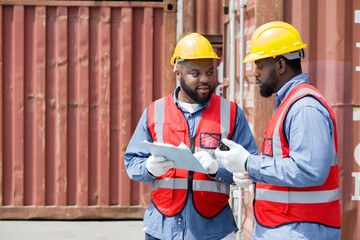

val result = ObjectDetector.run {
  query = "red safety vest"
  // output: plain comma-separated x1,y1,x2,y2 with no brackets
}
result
255,83,341,228
147,93,236,217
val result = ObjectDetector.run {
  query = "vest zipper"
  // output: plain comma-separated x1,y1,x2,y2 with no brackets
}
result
189,136,196,154
188,136,196,193
180,107,196,201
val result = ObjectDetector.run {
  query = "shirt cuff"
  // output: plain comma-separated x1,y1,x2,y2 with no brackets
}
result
211,164,235,184
247,154,262,182
143,161,157,181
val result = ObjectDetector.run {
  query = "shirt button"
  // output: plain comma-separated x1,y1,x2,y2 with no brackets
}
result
219,177,221,180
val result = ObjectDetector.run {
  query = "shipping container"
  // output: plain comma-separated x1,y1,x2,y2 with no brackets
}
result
180,0,223,37
222,0,360,239
0,0,177,219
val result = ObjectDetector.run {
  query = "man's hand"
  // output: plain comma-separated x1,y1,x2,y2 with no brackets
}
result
215,138,249,173
233,172,252,188
146,155,174,177
194,151,219,175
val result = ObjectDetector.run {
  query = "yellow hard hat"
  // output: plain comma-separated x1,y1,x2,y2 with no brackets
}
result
243,21,306,63
171,33,220,65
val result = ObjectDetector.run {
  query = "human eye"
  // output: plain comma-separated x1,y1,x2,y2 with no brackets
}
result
207,70,214,77
191,71,200,78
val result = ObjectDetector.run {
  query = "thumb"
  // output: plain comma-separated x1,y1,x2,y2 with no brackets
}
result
194,151,205,159
162,160,174,168
214,147,223,158
153,156,166,162
233,172,249,179
194,151,211,160
221,138,237,148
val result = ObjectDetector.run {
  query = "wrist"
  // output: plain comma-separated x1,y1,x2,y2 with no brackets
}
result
146,167,157,178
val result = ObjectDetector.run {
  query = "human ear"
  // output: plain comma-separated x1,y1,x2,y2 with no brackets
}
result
277,58,286,75
175,70,182,81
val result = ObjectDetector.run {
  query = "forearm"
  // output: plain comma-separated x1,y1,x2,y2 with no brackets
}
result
125,153,155,183
124,108,156,183
247,154,330,187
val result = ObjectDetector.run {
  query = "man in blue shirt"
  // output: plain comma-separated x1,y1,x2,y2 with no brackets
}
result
215,22,341,239
124,33,258,240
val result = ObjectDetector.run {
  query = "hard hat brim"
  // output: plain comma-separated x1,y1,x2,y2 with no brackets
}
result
243,53,269,63
243,45,306,63
171,55,220,65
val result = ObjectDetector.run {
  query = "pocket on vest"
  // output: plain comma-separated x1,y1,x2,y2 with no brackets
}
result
163,123,186,145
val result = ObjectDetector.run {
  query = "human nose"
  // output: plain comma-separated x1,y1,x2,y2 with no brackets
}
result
199,73,211,82
253,66,260,78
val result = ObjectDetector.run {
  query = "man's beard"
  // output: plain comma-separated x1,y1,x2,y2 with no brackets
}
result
259,67,278,98
180,77,214,104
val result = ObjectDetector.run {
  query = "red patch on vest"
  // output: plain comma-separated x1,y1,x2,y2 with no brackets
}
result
200,133,221,149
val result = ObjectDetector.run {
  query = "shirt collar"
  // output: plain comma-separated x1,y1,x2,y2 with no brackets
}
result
274,73,309,110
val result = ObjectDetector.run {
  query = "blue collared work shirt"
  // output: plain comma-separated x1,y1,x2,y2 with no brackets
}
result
125,87,258,240
247,73,341,240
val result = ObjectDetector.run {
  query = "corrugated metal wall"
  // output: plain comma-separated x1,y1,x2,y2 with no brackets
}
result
181,0,223,37
0,0,176,219
223,0,360,239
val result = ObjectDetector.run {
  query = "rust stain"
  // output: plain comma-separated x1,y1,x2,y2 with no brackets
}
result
121,144,127,152
57,58,67,67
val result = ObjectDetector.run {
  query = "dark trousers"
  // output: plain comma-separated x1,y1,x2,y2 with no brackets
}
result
145,232,161,240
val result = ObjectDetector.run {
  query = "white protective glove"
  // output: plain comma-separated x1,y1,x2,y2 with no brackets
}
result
215,138,249,173
146,155,174,177
194,151,219,175
233,172,252,188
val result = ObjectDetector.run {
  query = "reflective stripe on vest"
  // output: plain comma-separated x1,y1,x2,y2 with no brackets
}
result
256,83,341,228
220,97,231,138
152,178,229,194
148,93,235,217
153,97,165,142
193,180,230,194
256,188,340,204
151,178,188,191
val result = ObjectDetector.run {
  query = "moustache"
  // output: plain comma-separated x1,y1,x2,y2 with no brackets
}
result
196,83,211,88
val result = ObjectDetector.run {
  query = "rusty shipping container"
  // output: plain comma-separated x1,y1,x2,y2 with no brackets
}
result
222,0,360,239
180,0,223,38
0,0,177,219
